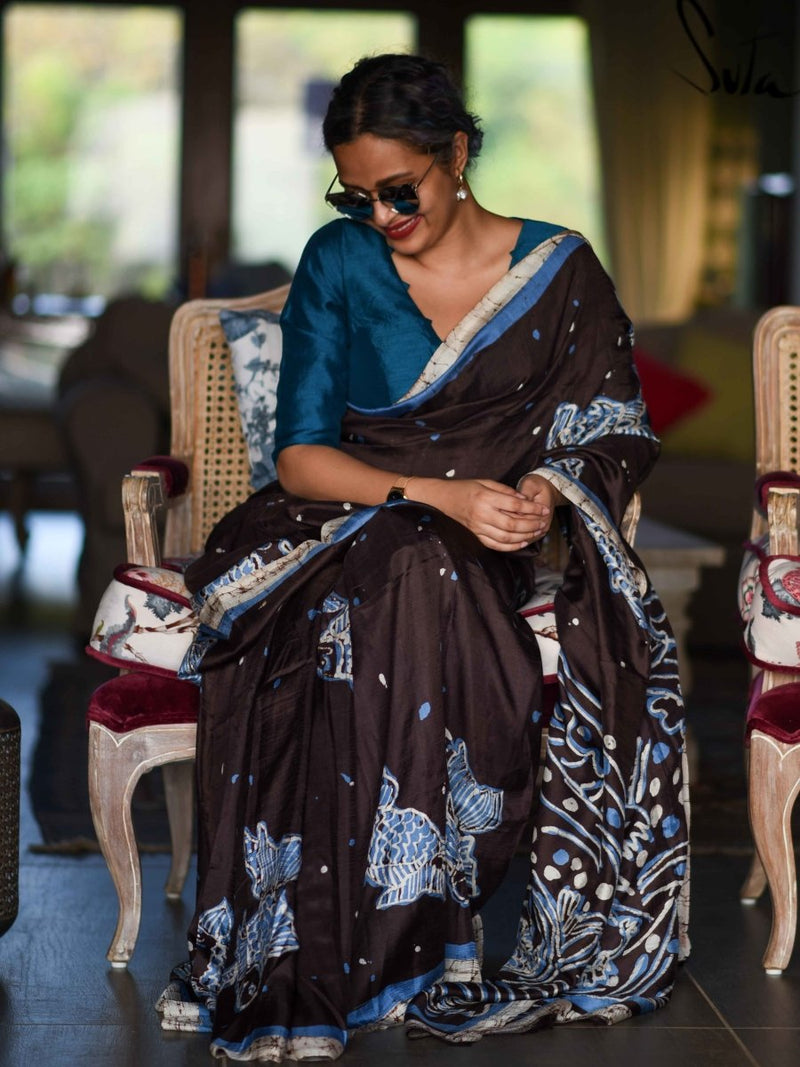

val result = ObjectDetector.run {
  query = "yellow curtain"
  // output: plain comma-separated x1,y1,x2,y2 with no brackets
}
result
584,0,716,324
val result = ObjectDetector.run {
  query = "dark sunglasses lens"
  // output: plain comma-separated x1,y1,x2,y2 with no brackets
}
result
388,199,418,216
325,181,421,219
326,194,373,220
339,203,374,220
379,185,419,215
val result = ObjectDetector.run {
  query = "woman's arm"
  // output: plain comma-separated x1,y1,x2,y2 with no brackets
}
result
275,226,553,551
277,444,553,552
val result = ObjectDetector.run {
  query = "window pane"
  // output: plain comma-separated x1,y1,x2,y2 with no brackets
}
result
3,3,182,307
465,16,606,264
233,9,415,273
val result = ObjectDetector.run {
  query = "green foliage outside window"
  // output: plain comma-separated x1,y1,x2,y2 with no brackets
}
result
3,7,604,300
466,16,607,264
3,4,181,301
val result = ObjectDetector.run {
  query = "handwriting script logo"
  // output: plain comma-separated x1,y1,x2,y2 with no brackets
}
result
675,0,798,98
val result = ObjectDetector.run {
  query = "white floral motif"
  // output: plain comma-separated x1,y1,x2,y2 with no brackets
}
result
556,456,585,480
192,821,302,1012
316,591,353,685
505,874,606,983
546,394,655,451
365,737,503,909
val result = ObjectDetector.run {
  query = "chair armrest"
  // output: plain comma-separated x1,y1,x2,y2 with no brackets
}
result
750,470,800,542
767,486,800,556
121,458,189,566
122,471,166,567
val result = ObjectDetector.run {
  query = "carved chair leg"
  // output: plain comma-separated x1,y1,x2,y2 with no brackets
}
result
741,852,768,904
162,758,195,900
88,722,147,968
748,731,800,973
741,740,767,904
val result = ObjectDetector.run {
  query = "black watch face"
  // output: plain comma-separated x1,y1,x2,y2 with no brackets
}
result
387,488,404,501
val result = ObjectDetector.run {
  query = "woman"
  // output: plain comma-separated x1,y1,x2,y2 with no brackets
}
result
158,53,689,1062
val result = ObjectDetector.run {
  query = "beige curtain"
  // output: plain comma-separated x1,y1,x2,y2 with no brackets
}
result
584,0,715,324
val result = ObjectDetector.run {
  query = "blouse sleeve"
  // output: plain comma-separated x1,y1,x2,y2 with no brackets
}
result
273,223,349,458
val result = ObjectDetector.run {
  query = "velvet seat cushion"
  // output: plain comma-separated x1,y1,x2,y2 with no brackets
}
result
87,672,199,733
746,674,800,746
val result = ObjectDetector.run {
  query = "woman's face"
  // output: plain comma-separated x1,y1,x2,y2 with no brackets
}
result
331,134,465,256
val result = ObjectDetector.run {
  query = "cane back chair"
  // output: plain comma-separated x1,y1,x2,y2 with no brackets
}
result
738,306,800,973
86,280,641,966
87,285,290,967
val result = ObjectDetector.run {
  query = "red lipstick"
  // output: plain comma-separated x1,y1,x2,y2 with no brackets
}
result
384,214,421,241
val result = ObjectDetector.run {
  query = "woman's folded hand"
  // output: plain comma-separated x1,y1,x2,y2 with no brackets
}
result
409,476,553,552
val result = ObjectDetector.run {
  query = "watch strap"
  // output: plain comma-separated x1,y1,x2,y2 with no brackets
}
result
386,475,412,502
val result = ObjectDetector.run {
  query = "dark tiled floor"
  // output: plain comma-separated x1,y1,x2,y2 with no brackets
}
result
1,514,799,1066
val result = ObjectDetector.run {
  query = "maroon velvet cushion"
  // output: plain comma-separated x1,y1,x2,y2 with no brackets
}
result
746,677,800,745
633,346,712,435
133,455,190,498
87,672,198,733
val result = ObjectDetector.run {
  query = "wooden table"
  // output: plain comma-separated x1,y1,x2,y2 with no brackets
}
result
635,515,726,696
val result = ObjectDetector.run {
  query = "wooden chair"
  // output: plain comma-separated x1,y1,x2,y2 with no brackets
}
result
87,285,289,967
85,278,640,966
738,306,800,973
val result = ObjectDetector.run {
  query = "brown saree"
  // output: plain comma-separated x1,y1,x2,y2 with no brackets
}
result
157,233,689,1060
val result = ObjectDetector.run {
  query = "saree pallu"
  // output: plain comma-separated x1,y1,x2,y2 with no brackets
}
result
157,233,690,1060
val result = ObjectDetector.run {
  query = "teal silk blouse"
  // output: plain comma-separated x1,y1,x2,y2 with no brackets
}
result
274,217,563,458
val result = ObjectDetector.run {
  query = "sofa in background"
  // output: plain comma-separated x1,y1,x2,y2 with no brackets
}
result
56,296,175,639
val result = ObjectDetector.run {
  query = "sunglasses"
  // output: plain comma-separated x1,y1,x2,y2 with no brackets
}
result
324,156,439,220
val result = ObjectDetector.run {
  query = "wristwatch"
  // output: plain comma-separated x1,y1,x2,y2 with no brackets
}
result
386,475,412,502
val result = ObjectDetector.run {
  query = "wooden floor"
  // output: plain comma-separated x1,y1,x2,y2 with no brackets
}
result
1,514,799,1066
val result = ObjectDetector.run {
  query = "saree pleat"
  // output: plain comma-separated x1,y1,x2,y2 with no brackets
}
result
157,233,689,1059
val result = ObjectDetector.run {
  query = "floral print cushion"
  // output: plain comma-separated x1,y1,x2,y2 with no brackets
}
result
219,309,283,491
87,563,197,677
517,563,563,681
738,535,766,624
740,535,800,670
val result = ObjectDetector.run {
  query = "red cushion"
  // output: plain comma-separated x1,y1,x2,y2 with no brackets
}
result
633,346,712,435
746,677,800,745
132,455,190,498
87,672,198,733
754,470,800,514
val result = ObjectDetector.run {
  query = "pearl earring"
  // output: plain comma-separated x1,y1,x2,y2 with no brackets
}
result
456,175,468,202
